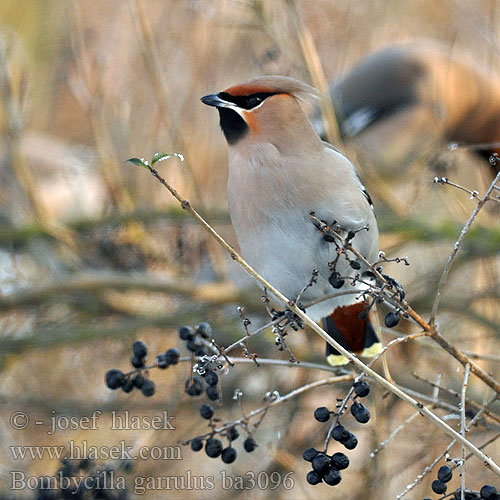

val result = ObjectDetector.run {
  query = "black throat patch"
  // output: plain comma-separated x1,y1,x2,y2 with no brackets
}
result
218,108,249,145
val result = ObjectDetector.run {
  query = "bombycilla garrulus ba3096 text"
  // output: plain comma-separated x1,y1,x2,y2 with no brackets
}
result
201,76,381,366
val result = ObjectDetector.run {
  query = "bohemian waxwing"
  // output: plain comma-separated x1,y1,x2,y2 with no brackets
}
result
318,42,500,176
202,76,380,366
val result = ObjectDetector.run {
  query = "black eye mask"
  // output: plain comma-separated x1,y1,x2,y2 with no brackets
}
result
218,92,279,110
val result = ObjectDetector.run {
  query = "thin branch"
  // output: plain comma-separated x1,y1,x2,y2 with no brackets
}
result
412,372,500,426
430,171,500,323
0,273,254,311
371,374,442,457
180,374,353,443
460,364,470,500
382,327,500,362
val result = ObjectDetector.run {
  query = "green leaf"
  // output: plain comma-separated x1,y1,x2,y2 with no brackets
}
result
126,157,149,169
151,152,172,165
151,152,185,165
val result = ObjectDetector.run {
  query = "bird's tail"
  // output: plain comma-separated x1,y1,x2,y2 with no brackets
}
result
323,302,382,366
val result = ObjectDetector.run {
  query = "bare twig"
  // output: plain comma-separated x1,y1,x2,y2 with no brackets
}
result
180,374,353,443
286,0,341,146
460,364,470,500
430,171,500,323
412,372,500,426
371,374,442,457
382,328,500,363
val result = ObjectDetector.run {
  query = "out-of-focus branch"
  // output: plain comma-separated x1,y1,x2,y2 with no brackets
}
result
0,273,257,312
286,0,341,146
127,0,202,201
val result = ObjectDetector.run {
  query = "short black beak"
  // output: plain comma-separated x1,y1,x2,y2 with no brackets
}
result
200,94,228,108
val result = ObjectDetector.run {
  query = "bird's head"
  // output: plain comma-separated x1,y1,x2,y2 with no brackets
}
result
201,76,320,150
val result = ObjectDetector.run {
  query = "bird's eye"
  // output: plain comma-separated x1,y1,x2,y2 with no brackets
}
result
247,96,262,108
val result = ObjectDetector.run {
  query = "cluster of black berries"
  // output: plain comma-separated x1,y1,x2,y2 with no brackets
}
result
187,399,259,464
35,457,131,500
179,323,212,357
184,372,219,399
189,423,257,464
305,380,371,486
422,465,498,499
303,448,349,486
105,340,180,397
180,324,221,401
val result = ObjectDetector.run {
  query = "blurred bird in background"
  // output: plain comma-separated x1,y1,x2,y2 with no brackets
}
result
316,42,500,178
202,76,380,366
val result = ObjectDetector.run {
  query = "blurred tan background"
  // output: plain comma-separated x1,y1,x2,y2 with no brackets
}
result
0,0,499,498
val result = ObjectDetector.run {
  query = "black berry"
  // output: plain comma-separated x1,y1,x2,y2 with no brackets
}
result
121,378,134,393
185,377,203,397
105,369,124,389
437,465,452,483
306,470,322,485
343,433,358,450
197,322,212,339
132,340,147,358
156,353,169,369
332,425,349,442
78,458,93,470
323,467,342,486
205,438,223,458
227,426,239,441
314,406,331,422
311,453,330,474
179,326,195,340
350,259,361,270
303,448,319,462
200,404,214,420
331,452,349,470
141,379,155,397
221,447,237,464
131,355,145,369
353,380,370,398
204,371,219,386
196,347,208,357
431,479,447,494
243,437,257,452
351,401,370,424
329,272,345,289
187,338,202,352
133,373,145,388
190,438,203,452
464,492,480,500
384,311,400,328
206,385,219,401
481,485,498,500
165,348,180,365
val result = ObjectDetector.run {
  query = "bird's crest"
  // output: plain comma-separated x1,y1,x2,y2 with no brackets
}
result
224,76,319,103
